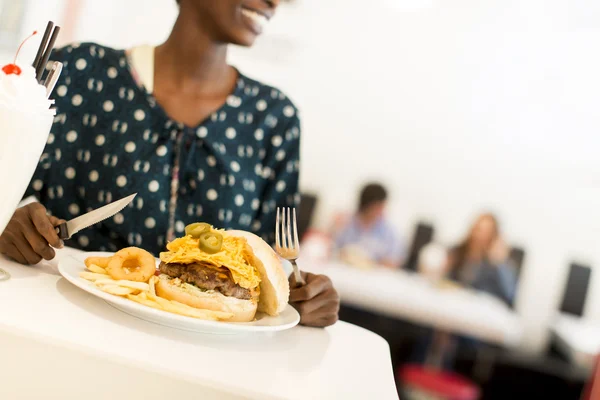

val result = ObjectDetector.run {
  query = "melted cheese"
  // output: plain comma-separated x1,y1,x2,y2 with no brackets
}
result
159,232,261,290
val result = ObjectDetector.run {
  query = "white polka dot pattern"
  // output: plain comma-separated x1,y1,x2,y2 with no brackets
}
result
89,170,99,182
225,127,236,139
78,235,89,247
124,141,136,153
107,67,118,78
235,194,244,206
76,58,87,70
28,43,301,255
197,127,208,138
65,167,76,179
148,180,160,192
156,145,167,156
72,94,83,106
116,175,127,187
145,217,156,229
113,213,124,224
69,203,80,215
57,85,67,97
207,189,218,201
66,130,78,143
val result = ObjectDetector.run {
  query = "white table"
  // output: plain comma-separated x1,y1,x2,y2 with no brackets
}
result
552,313,600,370
0,248,398,400
302,261,522,347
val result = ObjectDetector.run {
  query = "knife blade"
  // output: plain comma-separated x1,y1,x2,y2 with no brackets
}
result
56,193,137,240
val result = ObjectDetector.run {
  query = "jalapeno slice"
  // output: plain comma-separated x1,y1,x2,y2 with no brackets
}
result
185,222,211,238
198,231,223,254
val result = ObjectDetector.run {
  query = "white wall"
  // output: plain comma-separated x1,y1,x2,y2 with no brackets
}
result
9,0,600,352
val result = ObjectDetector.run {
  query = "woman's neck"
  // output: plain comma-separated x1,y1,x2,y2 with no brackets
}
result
155,11,233,94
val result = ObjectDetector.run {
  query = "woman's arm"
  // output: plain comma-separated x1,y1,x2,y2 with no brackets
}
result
495,261,518,304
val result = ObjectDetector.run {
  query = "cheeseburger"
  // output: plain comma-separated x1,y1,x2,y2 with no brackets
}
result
157,223,289,322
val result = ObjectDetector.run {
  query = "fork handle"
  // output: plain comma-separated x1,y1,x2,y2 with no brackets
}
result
290,260,305,288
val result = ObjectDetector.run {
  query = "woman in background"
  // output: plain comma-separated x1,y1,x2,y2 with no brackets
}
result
0,0,339,327
448,213,517,305
410,212,518,368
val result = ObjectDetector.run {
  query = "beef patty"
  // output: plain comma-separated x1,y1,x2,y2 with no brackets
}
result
159,262,252,300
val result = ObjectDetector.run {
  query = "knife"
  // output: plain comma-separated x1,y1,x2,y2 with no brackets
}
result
55,193,137,240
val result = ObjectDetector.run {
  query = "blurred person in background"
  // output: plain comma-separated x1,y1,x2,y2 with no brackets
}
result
447,212,517,305
334,183,404,268
410,213,518,367
0,0,339,327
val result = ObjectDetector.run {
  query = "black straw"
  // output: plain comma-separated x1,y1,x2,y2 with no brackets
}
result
36,25,60,82
32,21,54,71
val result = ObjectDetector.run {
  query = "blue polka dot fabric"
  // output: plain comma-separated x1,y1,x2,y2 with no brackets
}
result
26,43,301,255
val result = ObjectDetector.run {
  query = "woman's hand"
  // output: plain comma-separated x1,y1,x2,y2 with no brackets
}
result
0,203,64,265
289,271,340,327
488,238,509,265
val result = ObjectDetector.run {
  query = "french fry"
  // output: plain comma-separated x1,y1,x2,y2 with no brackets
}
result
137,292,233,321
94,279,149,291
146,292,172,307
80,271,112,281
149,276,156,296
98,285,135,296
87,264,108,274
127,294,162,309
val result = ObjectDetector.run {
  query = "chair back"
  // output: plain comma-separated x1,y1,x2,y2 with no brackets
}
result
403,222,435,271
509,246,525,280
298,193,318,242
560,262,592,317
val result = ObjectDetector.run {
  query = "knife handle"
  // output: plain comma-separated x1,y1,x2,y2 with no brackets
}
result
55,222,69,240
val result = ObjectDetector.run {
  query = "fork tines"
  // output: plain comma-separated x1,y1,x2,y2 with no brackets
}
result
275,207,299,251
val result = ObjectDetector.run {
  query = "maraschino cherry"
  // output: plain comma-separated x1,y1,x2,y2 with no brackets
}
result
2,31,38,76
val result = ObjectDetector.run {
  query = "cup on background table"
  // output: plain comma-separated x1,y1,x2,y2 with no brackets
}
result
417,242,449,282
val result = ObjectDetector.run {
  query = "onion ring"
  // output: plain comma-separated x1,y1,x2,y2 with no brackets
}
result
106,247,156,283
84,256,110,269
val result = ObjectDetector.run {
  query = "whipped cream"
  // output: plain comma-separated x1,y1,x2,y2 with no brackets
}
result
0,65,55,116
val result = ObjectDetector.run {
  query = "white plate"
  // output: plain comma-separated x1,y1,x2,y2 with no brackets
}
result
58,252,300,334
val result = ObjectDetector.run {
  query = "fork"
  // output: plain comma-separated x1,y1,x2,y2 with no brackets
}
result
275,207,306,288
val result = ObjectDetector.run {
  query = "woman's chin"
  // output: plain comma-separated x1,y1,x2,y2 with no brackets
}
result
224,27,260,47
230,34,258,48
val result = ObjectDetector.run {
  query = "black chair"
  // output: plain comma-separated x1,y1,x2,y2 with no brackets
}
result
508,246,525,281
297,193,318,242
402,222,435,271
560,262,592,317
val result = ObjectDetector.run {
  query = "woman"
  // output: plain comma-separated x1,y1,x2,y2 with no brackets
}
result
410,213,518,367
0,0,339,327
447,213,517,305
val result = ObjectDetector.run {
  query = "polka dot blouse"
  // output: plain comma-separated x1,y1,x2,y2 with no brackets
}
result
25,43,301,255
